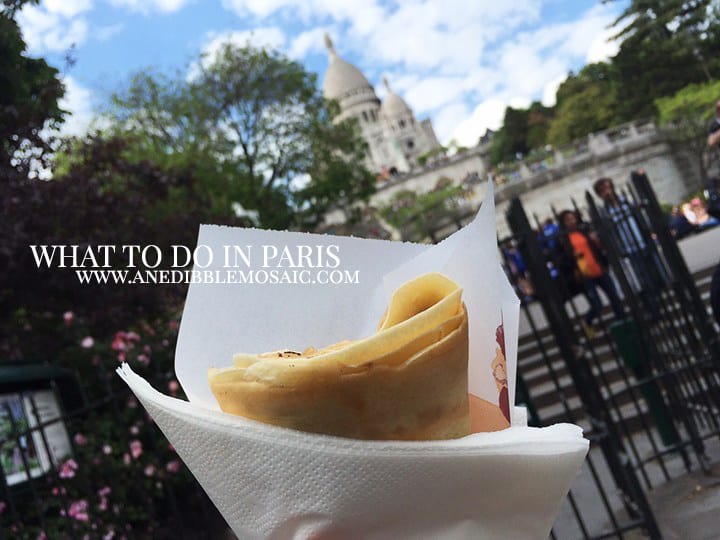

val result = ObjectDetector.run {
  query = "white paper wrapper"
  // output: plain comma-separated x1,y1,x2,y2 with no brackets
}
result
117,181,588,539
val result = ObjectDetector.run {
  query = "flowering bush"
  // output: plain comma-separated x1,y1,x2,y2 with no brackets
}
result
0,309,226,539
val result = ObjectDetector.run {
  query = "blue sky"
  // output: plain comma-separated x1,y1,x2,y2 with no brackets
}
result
18,0,629,145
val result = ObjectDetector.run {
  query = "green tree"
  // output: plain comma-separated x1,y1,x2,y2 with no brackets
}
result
547,63,617,146
107,43,374,231
489,102,552,164
656,80,720,186
0,0,65,178
526,102,553,149
608,0,720,120
490,106,529,164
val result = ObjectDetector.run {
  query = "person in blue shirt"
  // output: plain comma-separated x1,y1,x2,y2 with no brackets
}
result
593,176,668,318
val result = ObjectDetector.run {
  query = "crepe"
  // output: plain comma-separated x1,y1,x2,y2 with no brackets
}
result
208,272,471,440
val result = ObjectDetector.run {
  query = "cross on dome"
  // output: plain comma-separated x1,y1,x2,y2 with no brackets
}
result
324,33,336,56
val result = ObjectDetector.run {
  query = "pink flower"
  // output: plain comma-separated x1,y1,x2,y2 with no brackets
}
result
98,486,111,498
129,440,142,459
126,397,138,408
165,460,181,473
142,344,152,354
168,380,179,393
161,339,169,347
59,458,78,479
111,332,127,351
103,529,115,540
102,444,112,455
130,425,139,435
69,499,89,522
80,336,94,349
136,354,149,366
126,331,140,342
168,320,179,331
37,531,48,540
122,453,131,465
0,500,6,514
74,433,87,446
52,486,66,496
63,311,74,326
117,351,126,363
143,464,155,477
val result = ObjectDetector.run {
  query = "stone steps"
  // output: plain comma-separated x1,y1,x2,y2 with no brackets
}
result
518,268,716,434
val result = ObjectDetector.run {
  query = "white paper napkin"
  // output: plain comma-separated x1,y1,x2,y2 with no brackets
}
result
119,364,587,540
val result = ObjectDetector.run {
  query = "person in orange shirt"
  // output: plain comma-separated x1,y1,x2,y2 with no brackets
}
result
558,210,625,334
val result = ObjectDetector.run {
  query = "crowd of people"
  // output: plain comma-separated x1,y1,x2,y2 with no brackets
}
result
502,175,708,337
502,98,720,331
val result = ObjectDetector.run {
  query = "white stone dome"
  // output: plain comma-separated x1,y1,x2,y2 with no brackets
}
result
380,77,412,117
322,34,373,101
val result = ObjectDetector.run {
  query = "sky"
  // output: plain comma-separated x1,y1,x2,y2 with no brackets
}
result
18,0,629,147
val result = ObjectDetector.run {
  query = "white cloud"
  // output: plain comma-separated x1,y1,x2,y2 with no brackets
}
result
542,73,567,107
432,102,470,145
188,27,287,80
401,76,468,115
288,27,329,59
96,23,124,42
58,76,96,137
204,27,286,57
586,27,621,63
451,98,507,147
44,0,93,18
215,1,625,146
110,0,190,14
18,4,89,52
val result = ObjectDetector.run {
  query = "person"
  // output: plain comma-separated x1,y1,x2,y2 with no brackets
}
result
541,218,560,252
557,209,625,336
681,201,699,226
501,240,534,302
593,176,669,302
668,205,695,238
689,197,719,229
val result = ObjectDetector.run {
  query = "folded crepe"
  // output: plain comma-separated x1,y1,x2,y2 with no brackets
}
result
208,272,471,440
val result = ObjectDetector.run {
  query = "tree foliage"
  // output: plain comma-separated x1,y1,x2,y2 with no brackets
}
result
490,1,720,162
547,63,618,146
0,135,246,351
656,79,720,184
0,0,65,178
490,102,552,164
107,43,374,231
603,0,719,120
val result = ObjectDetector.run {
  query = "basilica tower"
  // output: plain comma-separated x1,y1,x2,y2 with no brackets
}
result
322,34,440,174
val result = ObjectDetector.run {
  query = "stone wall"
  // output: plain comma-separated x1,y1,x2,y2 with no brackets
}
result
324,119,702,239
370,145,489,205
491,119,700,237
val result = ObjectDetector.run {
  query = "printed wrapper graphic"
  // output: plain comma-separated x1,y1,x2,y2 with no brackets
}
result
118,181,588,539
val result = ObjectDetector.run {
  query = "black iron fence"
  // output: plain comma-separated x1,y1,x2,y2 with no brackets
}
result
506,171,720,539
